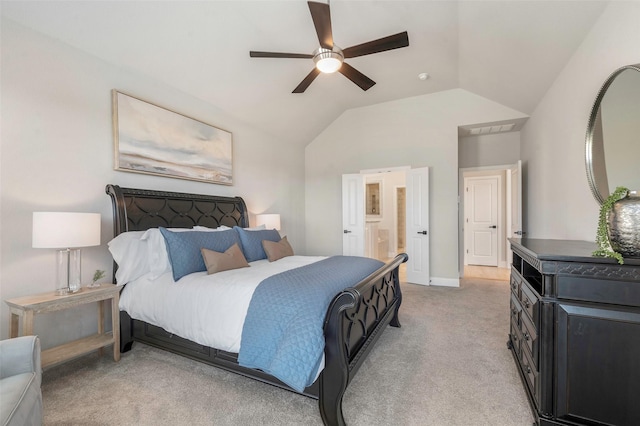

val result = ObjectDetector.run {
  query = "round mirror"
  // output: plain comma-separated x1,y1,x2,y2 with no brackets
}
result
585,63,640,204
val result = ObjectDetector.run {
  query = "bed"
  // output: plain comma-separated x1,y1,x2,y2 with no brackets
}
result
106,184,407,426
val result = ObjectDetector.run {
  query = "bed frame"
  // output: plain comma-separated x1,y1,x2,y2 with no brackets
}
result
106,184,407,426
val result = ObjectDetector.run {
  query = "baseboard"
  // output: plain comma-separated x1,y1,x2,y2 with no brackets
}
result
429,277,460,287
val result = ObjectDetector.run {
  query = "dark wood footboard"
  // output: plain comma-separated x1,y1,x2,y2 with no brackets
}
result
117,253,407,414
321,253,407,426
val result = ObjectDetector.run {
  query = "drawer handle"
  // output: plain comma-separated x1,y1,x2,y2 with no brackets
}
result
524,300,531,309
523,332,530,341
526,366,532,374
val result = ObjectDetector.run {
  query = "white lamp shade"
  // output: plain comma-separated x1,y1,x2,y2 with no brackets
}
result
256,214,281,231
33,212,101,248
315,57,342,73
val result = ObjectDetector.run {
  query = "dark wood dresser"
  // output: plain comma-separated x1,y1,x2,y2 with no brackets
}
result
508,239,640,426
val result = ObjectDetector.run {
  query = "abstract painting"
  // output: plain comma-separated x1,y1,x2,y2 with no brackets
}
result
113,90,232,185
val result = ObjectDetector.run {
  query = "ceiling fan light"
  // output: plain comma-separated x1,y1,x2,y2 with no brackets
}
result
313,47,344,73
316,57,342,73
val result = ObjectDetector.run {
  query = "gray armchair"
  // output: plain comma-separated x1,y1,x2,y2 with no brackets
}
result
0,336,43,426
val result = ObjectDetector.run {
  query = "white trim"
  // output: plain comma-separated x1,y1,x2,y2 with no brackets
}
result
430,277,460,287
359,166,411,174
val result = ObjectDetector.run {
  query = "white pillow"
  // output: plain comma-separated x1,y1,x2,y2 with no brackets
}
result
109,227,233,283
107,231,148,284
192,225,231,231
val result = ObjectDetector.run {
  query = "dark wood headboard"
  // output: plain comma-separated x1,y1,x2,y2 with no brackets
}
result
105,184,250,237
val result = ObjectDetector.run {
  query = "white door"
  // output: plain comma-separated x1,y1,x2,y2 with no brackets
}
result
465,176,499,266
405,167,430,285
506,160,523,263
342,174,365,256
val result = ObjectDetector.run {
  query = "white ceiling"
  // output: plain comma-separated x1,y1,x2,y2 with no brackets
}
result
1,1,608,146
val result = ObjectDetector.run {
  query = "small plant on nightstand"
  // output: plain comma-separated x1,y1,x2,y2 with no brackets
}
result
88,269,106,288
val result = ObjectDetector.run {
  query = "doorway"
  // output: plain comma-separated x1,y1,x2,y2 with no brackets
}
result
342,167,430,286
458,161,522,277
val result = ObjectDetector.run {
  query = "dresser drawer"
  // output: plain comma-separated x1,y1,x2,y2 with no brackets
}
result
510,269,521,296
510,292,522,326
557,275,640,308
521,343,539,406
510,320,522,358
520,280,540,322
520,312,539,367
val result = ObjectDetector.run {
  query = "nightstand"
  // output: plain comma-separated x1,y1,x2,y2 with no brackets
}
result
5,283,120,368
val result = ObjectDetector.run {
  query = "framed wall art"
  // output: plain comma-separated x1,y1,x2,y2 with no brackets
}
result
112,90,232,185
366,179,382,219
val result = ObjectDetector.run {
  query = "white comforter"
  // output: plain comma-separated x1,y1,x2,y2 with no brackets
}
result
119,255,326,353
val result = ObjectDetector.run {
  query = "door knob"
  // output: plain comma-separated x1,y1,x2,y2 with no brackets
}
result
343,230,352,234
489,225,497,229
417,230,428,235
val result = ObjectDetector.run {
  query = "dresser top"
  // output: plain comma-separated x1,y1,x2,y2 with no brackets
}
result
509,238,640,266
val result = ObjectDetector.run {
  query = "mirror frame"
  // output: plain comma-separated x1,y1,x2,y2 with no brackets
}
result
585,63,640,205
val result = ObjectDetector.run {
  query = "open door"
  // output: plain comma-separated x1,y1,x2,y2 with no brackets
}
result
506,160,523,264
405,167,430,285
342,174,365,256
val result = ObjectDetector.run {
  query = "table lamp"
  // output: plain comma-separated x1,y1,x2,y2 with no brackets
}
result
256,213,281,231
32,212,101,295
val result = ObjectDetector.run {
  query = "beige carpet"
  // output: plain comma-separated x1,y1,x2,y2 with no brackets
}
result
42,277,533,425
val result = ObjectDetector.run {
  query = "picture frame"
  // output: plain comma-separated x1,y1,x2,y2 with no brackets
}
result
366,179,383,219
112,90,233,185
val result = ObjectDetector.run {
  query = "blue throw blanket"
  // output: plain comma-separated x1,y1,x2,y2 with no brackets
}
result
237,256,384,392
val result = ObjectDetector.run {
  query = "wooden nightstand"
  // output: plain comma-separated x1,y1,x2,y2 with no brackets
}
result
6,283,121,368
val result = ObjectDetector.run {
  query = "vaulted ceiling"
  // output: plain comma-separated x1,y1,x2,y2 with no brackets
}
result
1,1,608,146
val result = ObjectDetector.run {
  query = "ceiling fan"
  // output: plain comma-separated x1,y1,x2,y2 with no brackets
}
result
249,1,409,93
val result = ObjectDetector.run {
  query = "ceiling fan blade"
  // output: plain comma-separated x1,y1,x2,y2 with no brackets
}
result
343,31,409,59
339,62,376,91
293,68,321,93
250,51,313,59
308,1,333,50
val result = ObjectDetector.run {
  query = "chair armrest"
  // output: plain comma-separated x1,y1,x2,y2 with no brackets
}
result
0,336,41,381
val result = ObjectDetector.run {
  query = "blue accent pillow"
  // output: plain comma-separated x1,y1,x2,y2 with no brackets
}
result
234,227,281,262
159,227,241,281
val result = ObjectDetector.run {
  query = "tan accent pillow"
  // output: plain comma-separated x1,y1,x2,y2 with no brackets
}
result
262,236,294,262
200,243,249,274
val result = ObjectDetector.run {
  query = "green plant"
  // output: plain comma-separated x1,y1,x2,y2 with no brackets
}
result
592,186,629,264
92,269,106,284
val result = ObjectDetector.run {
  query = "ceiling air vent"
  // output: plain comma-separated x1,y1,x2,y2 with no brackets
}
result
469,123,515,135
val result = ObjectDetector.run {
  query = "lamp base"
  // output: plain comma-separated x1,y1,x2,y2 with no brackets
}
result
56,248,82,294
55,286,82,296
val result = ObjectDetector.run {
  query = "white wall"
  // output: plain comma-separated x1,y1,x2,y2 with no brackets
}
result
0,19,306,344
459,131,521,169
305,89,527,281
520,1,640,239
